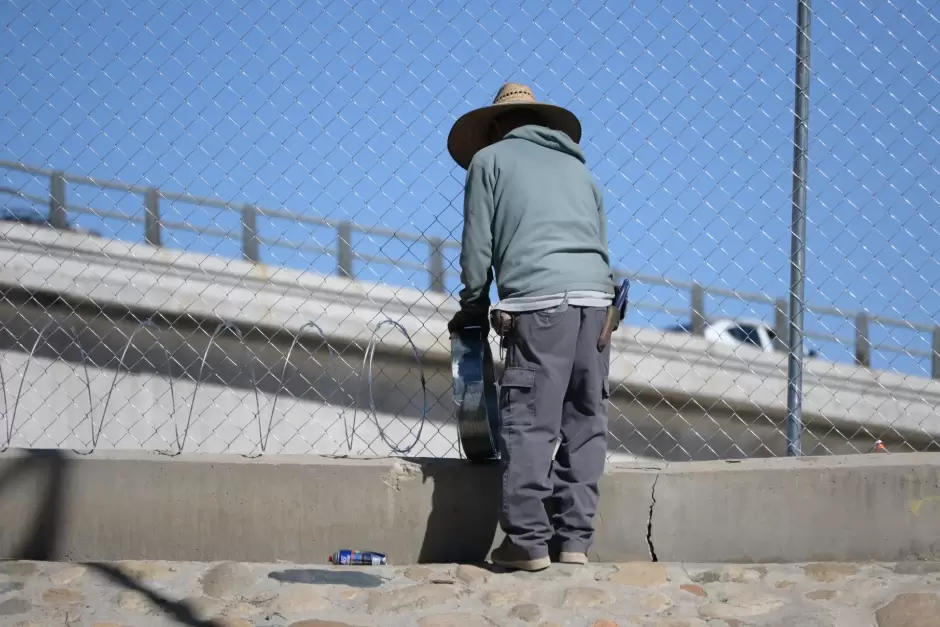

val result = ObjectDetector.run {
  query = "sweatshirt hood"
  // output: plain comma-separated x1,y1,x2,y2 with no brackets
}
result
503,125,585,163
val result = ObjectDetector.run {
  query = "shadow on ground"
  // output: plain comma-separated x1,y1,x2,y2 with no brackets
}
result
268,568,386,587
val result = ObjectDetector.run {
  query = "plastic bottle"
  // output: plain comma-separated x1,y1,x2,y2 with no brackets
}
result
328,549,387,566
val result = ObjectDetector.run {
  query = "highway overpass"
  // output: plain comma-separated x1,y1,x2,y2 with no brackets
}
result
1,222,938,460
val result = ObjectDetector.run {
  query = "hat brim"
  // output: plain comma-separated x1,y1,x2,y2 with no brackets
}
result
447,102,582,170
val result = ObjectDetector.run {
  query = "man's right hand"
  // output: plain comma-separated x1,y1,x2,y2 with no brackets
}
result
448,307,489,334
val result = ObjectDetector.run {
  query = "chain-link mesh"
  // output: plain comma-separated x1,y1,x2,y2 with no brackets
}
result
1,0,938,460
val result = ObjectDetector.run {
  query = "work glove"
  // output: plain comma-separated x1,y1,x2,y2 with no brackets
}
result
447,306,489,334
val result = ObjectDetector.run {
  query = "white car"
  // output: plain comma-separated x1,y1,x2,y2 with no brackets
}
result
666,317,817,357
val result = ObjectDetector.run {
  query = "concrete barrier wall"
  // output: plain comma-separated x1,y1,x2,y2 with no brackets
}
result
650,454,940,563
0,296,928,460
1,449,938,564
3,223,940,460
0,297,462,457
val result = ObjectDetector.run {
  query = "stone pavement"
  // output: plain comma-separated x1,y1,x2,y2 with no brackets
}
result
1,559,939,627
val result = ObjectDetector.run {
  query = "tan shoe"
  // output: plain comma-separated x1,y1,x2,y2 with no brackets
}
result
558,551,588,565
490,544,551,572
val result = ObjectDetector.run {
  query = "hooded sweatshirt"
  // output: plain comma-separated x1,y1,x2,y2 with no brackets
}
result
457,124,614,312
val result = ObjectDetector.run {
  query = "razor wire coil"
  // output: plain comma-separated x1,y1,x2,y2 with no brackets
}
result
347,318,428,456
0,315,430,458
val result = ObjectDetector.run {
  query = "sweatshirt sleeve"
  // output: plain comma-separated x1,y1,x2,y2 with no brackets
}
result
457,157,495,310
593,181,611,261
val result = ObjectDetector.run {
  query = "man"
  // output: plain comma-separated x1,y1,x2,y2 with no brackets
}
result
447,83,615,571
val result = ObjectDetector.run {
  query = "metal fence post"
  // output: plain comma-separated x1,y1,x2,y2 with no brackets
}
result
932,326,940,380
854,313,871,368
785,0,813,458
241,204,260,263
337,221,354,278
144,187,162,247
775,298,789,352
49,172,67,230
690,283,706,335
428,237,446,294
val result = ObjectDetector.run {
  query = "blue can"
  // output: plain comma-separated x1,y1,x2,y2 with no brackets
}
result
328,549,387,566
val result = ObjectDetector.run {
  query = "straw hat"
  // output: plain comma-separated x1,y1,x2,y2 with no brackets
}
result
447,83,582,169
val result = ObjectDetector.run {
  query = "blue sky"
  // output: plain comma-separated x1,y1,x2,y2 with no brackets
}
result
1,0,938,377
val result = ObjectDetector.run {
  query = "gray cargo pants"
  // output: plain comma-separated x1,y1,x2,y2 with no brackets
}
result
497,302,610,559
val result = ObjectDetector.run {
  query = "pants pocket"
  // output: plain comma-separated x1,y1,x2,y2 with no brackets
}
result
500,366,536,426
532,301,568,327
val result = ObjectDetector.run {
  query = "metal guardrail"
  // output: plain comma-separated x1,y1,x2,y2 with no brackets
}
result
2,158,939,380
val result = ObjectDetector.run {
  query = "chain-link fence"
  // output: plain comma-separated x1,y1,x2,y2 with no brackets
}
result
1,0,938,460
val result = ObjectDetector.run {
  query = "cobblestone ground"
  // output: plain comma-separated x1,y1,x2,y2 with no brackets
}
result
1,560,940,627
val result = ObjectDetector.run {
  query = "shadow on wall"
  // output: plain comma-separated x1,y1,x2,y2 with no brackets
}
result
2,289,901,462
417,458,501,563
0,450,230,625
0,289,681,459
0,449,70,561
0,289,446,424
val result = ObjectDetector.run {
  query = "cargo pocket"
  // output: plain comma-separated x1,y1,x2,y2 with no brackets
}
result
499,366,536,426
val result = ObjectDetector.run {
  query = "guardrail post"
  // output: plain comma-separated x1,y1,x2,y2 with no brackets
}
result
49,172,68,230
855,312,871,368
337,221,354,278
690,283,706,335
144,187,162,247
774,298,789,351
241,204,260,263
428,237,446,294
932,326,940,380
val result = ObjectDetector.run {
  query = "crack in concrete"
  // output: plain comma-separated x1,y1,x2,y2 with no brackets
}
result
647,472,660,562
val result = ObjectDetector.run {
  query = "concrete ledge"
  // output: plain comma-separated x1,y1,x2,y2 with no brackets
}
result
2,449,939,564
650,452,940,563
0,449,653,564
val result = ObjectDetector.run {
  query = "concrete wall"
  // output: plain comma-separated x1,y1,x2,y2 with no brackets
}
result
2,222,940,460
1,449,938,564
1,295,933,460
0,297,462,458
650,454,940,563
